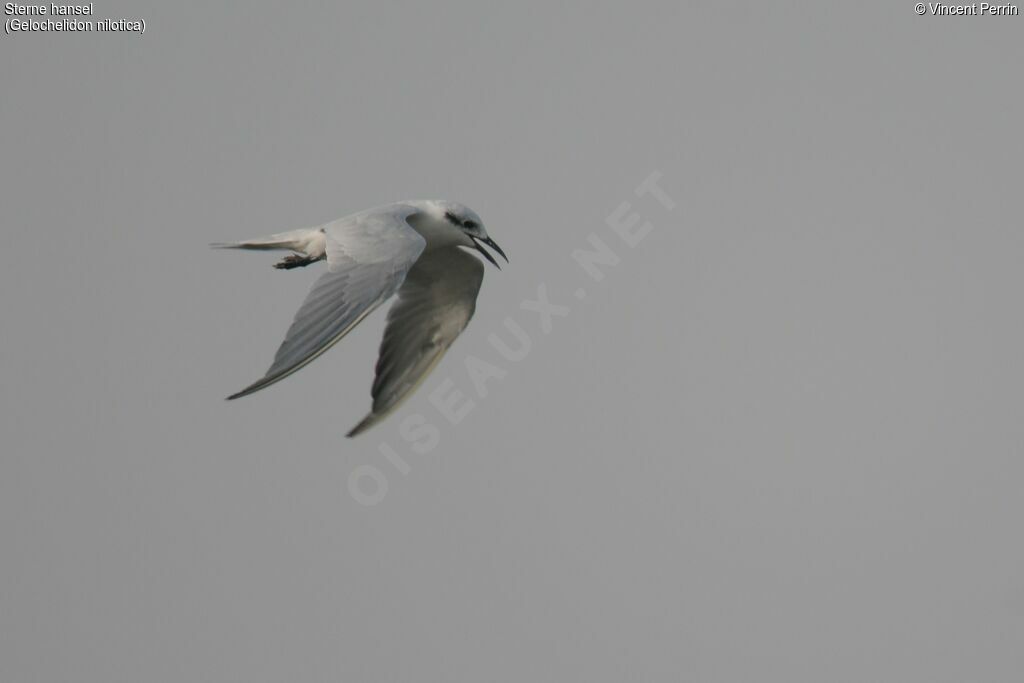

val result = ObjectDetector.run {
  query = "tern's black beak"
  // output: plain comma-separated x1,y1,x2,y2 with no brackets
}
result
471,236,508,269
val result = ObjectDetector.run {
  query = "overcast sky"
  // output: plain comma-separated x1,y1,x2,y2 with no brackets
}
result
2,2,1023,681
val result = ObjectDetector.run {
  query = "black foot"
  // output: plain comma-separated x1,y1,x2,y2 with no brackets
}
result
274,254,315,270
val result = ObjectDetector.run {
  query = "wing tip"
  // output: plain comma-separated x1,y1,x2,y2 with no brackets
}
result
225,378,270,401
346,413,380,438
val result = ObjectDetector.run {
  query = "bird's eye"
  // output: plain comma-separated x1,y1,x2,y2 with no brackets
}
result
464,220,477,230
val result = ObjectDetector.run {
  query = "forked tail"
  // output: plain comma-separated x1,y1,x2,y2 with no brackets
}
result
210,227,327,268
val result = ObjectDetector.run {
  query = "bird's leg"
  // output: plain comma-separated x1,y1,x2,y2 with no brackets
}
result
274,254,316,270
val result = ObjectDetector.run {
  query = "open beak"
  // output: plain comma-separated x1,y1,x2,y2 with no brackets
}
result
471,236,508,269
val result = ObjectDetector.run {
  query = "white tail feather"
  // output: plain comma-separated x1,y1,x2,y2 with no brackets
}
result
209,228,326,257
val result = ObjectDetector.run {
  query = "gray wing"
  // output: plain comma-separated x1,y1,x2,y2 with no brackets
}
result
347,246,485,436
228,208,426,400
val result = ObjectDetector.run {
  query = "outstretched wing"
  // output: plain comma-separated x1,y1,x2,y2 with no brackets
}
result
228,207,426,400
347,246,485,436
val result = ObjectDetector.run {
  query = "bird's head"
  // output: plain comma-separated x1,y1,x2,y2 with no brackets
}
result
442,204,507,269
415,200,507,268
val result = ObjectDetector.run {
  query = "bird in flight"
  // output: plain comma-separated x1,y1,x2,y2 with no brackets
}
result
213,200,507,437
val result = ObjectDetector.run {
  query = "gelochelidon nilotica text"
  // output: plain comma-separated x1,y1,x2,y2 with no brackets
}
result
212,200,507,437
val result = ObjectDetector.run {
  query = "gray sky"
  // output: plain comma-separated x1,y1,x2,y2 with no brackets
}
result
2,2,1023,681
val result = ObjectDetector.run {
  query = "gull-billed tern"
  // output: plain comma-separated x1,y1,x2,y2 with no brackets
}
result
213,200,507,436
